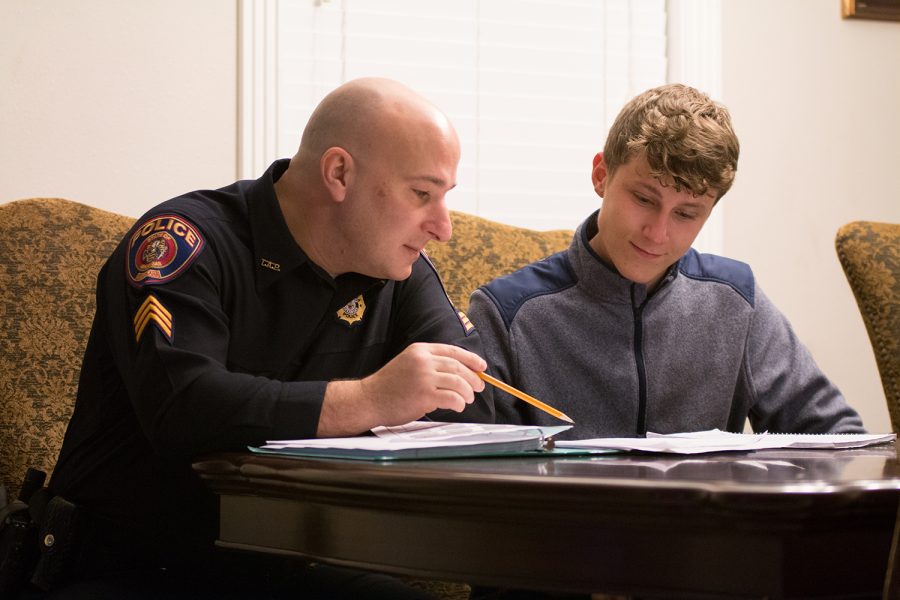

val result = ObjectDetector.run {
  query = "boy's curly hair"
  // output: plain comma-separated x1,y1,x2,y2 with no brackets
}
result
603,84,739,200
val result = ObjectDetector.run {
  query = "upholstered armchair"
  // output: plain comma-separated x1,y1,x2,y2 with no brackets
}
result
834,220,900,600
425,211,572,310
0,198,134,500
835,221,900,433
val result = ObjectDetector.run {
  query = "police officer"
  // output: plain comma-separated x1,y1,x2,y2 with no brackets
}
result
38,78,492,599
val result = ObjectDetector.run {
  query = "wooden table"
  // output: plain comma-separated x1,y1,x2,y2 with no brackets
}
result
193,444,900,599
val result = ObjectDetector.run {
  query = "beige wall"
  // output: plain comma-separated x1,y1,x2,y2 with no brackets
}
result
0,1,237,217
722,1,900,432
2,1,897,432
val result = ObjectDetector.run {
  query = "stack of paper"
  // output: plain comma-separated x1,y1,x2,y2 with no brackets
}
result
555,429,896,455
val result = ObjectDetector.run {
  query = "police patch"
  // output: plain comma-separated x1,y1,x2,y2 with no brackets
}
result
127,214,205,286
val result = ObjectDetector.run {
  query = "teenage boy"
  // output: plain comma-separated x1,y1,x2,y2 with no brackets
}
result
467,83,864,439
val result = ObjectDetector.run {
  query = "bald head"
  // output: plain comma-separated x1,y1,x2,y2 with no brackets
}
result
274,78,460,279
297,77,456,163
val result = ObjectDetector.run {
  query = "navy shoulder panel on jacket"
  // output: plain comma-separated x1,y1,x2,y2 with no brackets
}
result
479,251,576,329
679,249,755,307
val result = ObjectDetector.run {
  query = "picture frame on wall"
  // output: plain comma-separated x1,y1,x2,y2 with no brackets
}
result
842,0,900,21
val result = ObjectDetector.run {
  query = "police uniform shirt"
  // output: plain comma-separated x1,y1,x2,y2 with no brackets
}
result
49,159,492,558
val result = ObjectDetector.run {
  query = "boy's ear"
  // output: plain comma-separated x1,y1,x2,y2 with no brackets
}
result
591,152,607,197
321,147,354,202
591,152,606,198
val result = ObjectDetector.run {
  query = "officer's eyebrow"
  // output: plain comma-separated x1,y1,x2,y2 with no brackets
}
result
410,175,456,191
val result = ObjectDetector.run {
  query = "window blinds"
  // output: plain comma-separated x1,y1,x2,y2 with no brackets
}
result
241,0,668,231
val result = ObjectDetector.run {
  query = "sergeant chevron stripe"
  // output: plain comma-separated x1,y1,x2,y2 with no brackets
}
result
134,294,173,342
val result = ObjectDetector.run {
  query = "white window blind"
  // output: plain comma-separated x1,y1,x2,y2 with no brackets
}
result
241,0,723,248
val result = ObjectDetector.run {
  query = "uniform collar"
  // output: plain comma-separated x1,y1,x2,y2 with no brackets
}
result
248,159,322,289
248,160,386,296
569,210,680,305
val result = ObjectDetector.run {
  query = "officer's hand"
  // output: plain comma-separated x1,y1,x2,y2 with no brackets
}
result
317,343,486,437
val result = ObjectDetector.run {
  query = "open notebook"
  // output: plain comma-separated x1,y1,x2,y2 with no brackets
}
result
252,421,574,461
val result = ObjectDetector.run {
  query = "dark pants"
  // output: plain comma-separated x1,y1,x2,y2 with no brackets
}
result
10,496,438,600
18,552,437,600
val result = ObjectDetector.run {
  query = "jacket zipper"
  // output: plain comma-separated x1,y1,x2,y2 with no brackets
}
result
631,285,648,437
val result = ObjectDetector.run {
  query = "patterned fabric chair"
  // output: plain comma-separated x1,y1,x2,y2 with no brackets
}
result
0,198,572,600
0,198,134,500
834,221,900,433
834,221,900,600
426,211,573,310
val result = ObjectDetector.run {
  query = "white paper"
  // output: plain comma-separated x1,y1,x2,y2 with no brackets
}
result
555,429,896,455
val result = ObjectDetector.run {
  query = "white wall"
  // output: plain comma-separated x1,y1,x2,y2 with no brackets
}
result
0,0,238,217
3,0,897,432
722,1,900,432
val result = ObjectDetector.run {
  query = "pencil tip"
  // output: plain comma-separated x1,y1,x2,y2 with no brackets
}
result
561,415,574,424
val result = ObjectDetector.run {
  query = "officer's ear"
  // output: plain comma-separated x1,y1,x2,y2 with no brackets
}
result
321,147,354,202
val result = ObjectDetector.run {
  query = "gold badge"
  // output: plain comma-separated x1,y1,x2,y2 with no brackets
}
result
336,295,366,327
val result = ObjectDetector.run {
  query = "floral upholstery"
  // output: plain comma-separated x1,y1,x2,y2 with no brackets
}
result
838,222,900,600
0,198,134,498
835,221,900,434
426,211,573,310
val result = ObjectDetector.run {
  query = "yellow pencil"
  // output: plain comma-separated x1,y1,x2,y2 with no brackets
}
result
477,372,574,424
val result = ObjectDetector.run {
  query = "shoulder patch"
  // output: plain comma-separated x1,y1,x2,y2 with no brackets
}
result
678,249,755,307
127,214,205,287
480,251,576,330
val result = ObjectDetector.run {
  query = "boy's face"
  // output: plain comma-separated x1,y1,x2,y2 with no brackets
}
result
589,151,716,291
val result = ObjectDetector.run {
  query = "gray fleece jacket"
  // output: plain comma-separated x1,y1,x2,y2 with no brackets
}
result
467,211,865,439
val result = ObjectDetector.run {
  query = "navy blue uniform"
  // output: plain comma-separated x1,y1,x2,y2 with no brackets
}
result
48,159,491,581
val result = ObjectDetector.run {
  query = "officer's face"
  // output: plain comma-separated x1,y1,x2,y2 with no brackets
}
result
344,121,460,280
